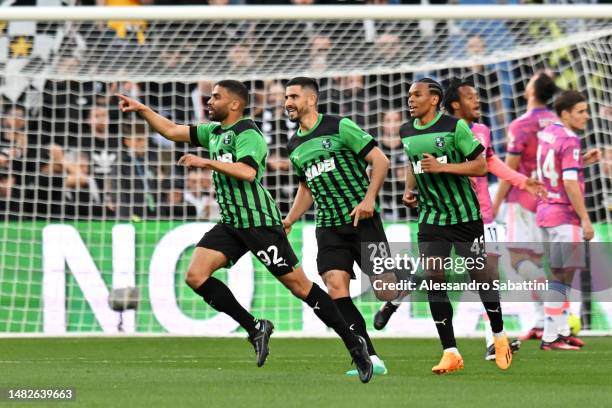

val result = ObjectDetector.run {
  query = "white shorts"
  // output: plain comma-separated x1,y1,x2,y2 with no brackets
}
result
541,224,585,269
484,222,502,256
505,203,544,255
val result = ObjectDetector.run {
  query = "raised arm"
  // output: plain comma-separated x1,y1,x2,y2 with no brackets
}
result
487,154,527,188
487,154,546,198
492,154,521,217
116,94,190,143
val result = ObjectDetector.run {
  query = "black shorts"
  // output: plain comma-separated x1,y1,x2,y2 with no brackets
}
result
417,219,486,260
197,223,299,277
315,214,389,278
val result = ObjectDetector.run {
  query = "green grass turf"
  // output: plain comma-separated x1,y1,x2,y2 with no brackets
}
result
1,337,611,408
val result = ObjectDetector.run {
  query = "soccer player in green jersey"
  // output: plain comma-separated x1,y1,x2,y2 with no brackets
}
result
282,77,396,376
116,80,373,383
399,78,512,373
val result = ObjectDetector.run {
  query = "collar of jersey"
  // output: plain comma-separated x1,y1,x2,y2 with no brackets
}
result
553,122,578,137
220,116,250,130
297,113,323,137
413,111,442,130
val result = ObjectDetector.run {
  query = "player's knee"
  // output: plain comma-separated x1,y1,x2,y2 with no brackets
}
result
550,267,576,284
280,272,311,299
509,252,530,270
323,280,347,299
425,266,445,283
371,273,399,301
289,283,310,300
321,270,350,299
184,265,212,289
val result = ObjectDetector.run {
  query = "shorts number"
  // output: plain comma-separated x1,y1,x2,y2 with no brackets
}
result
368,242,389,261
257,245,288,267
486,226,498,243
471,235,485,255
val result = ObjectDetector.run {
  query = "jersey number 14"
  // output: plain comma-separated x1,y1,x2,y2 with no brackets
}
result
536,146,559,187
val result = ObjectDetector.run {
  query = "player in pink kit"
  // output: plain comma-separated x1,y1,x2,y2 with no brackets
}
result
536,90,600,351
492,72,558,340
445,81,543,359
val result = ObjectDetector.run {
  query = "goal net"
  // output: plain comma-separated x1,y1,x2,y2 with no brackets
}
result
1,4,611,335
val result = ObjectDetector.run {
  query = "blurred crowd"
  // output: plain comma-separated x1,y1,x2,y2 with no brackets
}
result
1,0,610,222
1,76,414,221
2,68,611,223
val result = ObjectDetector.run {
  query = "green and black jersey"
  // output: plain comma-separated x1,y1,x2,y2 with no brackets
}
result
287,114,378,227
399,112,484,226
190,118,282,228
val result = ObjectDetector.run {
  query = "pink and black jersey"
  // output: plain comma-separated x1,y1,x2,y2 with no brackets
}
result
536,123,584,228
470,123,495,224
506,108,558,212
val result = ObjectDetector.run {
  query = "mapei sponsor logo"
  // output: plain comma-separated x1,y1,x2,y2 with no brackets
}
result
305,158,336,181
218,152,233,163
412,155,447,174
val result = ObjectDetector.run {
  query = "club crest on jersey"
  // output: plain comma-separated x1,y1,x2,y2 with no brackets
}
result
435,137,445,148
222,132,233,145
322,139,332,150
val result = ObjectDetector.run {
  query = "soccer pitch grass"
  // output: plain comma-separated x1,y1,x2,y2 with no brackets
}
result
2,337,611,408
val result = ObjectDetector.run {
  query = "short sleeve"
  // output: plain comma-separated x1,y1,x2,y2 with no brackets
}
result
506,121,526,154
235,129,266,171
339,117,377,159
190,123,216,148
561,138,582,172
455,119,484,160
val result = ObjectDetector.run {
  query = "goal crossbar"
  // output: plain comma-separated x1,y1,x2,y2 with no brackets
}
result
2,5,612,22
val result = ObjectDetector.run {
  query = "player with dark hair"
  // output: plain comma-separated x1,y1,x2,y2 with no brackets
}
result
374,79,539,360
116,80,374,383
283,76,395,376
491,72,559,341
399,77,512,373
537,90,600,351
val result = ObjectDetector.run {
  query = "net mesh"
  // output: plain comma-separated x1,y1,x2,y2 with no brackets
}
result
0,11,611,334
